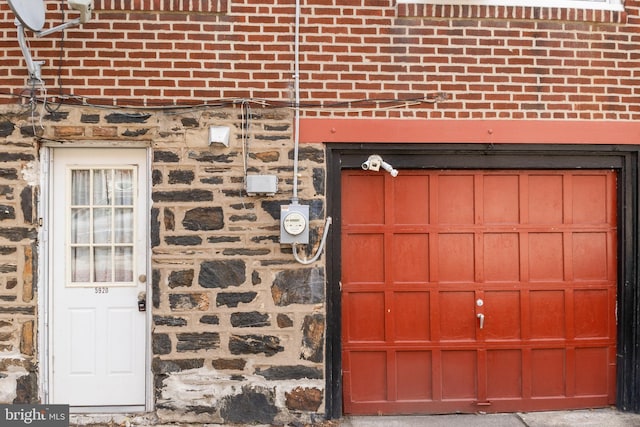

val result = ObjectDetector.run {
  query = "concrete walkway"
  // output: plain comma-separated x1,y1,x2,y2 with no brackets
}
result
69,407,640,426
341,408,640,427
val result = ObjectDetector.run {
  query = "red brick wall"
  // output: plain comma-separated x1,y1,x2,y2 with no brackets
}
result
1,0,639,119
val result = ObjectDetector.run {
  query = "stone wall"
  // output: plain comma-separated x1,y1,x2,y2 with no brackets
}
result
0,103,328,425
0,107,39,406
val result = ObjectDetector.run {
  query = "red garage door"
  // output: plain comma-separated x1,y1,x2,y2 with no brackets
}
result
341,170,617,414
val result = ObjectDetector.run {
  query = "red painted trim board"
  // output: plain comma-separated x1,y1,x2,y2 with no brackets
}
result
300,119,640,145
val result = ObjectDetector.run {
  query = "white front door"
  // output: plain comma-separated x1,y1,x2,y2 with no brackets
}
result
50,148,148,408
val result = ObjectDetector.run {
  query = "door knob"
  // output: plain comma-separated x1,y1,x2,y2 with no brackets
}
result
477,313,485,329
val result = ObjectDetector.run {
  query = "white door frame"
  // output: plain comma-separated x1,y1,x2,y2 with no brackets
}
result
38,143,153,412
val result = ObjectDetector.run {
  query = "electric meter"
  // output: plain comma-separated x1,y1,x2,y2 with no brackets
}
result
280,204,309,244
283,211,307,235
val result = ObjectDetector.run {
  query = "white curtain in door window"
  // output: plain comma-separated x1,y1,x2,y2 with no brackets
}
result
94,247,112,282
69,167,136,285
114,169,134,281
115,247,133,282
71,208,89,244
71,170,91,283
71,247,90,282
114,169,133,205
114,169,134,246
71,170,90,205
93,169,111,205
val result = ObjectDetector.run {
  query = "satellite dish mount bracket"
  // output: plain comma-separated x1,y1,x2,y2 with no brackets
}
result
15,20,44,83
9,0,92,83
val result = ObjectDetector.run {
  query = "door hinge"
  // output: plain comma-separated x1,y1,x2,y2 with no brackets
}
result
339,281,342,291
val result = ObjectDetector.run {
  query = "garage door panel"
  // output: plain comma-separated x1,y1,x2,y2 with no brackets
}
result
439,291,476,341
438,175,475,224
394,175,430,224
396,351,433,400
574,347,609,396
344,292,386,341
572,175,608,225
438,233,475,282
572,233,608,281
349,351,387,401
394,291,430,341
392,234,429,282
483,233,520,282
531,349,566,397
484,291,521,340
483,175,520,224
487,349,522,399
530,291,566,339
342,174,385,225
441,350,477,399
528,175,564,224
574,290,610,339
529,233,564,282
342,234,384,283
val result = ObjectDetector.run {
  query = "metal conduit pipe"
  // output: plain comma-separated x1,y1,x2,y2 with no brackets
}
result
292,0,301,205
289,0,332,265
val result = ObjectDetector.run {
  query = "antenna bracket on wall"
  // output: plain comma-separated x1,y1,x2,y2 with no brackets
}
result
8,0,93,81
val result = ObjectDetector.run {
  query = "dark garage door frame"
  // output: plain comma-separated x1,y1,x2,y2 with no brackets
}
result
324,143,640,419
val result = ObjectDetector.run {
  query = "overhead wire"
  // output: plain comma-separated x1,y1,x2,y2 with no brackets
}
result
0,90,446,145
0,90,446,114
23,76,48,136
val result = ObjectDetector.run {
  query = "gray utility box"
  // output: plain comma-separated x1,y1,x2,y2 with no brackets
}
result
280,203,309,244
246,175,278,196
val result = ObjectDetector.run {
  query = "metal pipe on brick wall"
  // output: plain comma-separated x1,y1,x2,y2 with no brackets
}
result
291,0,301,205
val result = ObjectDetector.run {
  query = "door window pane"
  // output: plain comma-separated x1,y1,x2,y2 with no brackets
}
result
115,247,133,282
115,170,134,205
93,169,111,206
71,208,90,244
114,208,133,244
71,170,90,205
94,247,112,282
93,208,112,244
71,247,90,282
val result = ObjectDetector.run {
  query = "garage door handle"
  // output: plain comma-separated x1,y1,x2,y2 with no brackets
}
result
477,313,485,329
